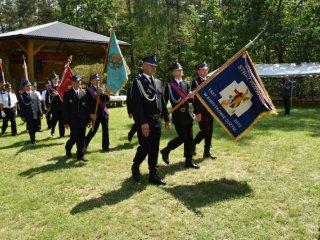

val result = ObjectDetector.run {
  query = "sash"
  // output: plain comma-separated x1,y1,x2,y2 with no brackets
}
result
87,87,109,117
48,85,62,101
169,82,189,104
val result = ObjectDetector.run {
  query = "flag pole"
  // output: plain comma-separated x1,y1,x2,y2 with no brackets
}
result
0,58,6,85
46,56,72,116
92,16,116,128
170,29,266,114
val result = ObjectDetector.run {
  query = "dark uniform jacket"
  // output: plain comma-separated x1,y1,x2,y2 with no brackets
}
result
46,85,63,111
86,85,110,118
19,92,43,120
164,79,194,125
131,74,169,127
191,76,210,115
63,88,90,128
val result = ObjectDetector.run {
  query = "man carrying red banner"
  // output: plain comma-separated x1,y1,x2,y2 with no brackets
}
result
161,63,199,169
85,73,110,152
47,72,64,137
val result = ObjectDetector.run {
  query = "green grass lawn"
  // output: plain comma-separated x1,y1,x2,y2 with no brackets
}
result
0,105,319,239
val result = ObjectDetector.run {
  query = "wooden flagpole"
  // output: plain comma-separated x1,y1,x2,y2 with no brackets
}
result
170,29,265,114
92,15,117,128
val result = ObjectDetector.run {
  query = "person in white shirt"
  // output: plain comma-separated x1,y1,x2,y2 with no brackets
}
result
0,82,18,135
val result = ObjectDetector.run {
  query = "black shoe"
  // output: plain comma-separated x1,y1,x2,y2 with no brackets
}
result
51,132,55,136
185,159,200,169
131,165,141,182
103,147,110,152
149,174,166,185
66,151,72,158
31,140,36,144
128,133,133,142
77,156,88,162
160,149,170,165
203,152,217,160
12,133,17,136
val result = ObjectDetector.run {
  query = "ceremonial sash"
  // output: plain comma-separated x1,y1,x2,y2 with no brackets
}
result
169,82,189,104
48,85,62,101
87,87,109,117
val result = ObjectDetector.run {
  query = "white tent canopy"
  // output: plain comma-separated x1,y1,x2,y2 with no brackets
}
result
255,62,320,78
209,62,320,78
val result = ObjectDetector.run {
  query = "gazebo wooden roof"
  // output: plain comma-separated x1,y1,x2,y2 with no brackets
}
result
0,21,129,83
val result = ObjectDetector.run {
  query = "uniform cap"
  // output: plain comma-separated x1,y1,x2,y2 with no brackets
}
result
23,80,32,87
50,72,59,80
5,82,12,88
70,74,82,82
89,73,100,81
196,61,208,70
170,62,183,71
142,56,158,66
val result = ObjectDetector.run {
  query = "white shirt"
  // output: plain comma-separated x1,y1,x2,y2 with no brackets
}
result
33,90,41,101
41,90,47,101
0,91,18,108
73,88,80,96
143,73,153,82
175,79,183,86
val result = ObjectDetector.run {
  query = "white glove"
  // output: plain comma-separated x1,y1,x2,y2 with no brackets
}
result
15,111,18,117
1,111,6,118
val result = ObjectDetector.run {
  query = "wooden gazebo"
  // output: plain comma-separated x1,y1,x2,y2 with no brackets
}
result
0,21,129,91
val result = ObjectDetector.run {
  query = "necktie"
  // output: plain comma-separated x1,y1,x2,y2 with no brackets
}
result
8,93,11,107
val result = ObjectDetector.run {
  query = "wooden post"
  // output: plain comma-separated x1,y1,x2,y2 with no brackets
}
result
27,39,34,82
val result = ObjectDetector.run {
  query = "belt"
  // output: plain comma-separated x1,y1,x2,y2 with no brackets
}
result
148,114,161,120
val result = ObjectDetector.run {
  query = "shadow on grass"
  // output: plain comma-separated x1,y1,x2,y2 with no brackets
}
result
70,177,146,215
164,178,252,216
15,141,64,156
0,136,55,152
19,156,85,178
70,159,252,215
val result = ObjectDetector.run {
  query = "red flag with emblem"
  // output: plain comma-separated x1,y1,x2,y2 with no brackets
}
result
57,60,73,101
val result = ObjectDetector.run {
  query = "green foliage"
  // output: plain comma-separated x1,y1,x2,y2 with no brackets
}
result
0,0,319,96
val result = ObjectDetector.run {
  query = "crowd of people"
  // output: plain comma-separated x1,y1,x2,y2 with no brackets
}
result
0,56,218,186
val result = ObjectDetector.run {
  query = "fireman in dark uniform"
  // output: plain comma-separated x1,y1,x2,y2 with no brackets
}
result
19,81,43,144
161,63,199,169
47,72,64,137
191,62,216,159
63,75,90,161
131,56,170,185
85,73,110,151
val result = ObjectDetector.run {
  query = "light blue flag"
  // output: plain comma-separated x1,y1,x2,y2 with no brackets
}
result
105,31,129,95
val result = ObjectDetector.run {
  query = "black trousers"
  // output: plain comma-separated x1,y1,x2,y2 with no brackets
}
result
51,109,65,136
85,116,109,150
128,123,137,139
65,127,86,159
167,122,193,159
194,113,214,150
283,96,291,115
46,110,52,129
26,118,40,143
1,108,17,135
132,124,161,171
